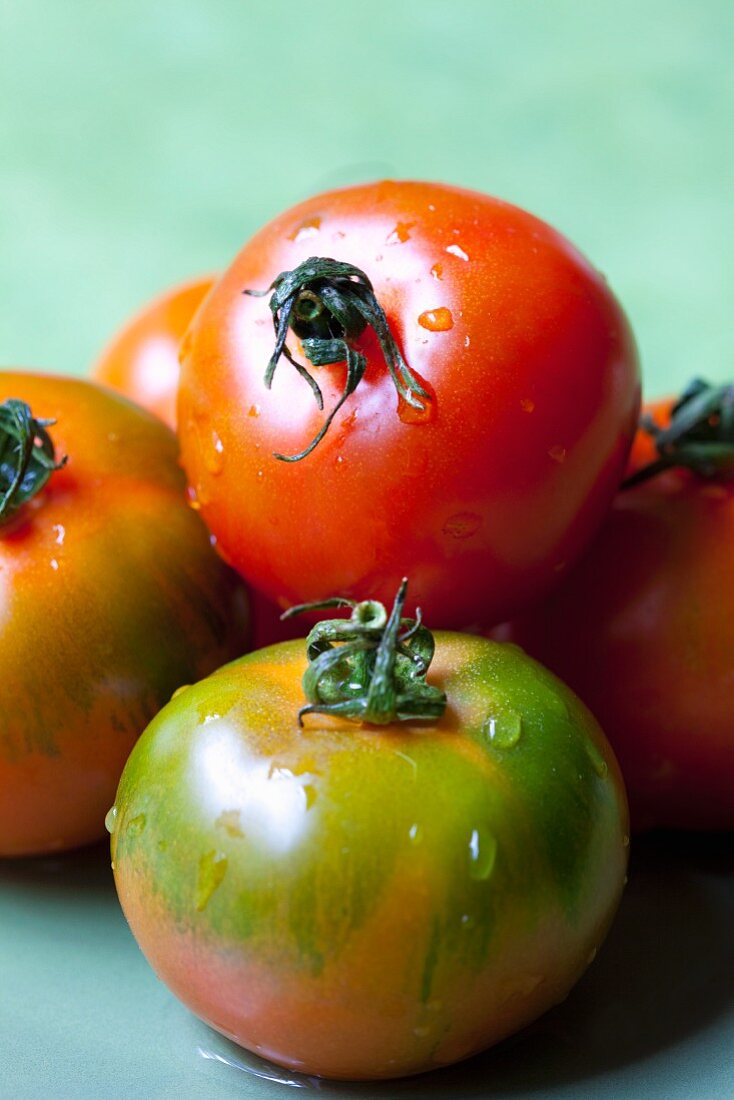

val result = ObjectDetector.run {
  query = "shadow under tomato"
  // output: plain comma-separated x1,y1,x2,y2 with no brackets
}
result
0,839,115,903
193,832,734,1096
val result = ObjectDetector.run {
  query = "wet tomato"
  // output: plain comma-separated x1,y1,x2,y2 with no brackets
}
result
500,381,734,830
178,180,640,629
110,588,628,1081
94,276,214,428
0,372,248,856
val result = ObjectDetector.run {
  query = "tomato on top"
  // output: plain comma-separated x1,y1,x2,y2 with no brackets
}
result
178,180,640,629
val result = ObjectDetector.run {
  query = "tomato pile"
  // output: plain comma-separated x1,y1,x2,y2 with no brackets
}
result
3,179,731,1081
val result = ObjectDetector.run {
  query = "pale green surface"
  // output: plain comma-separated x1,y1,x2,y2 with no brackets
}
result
2,2,734,1097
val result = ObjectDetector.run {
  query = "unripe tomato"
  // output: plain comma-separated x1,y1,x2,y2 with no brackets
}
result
178,180,640,628
0,372,248,856
110,630,628,1080
94,276,214,428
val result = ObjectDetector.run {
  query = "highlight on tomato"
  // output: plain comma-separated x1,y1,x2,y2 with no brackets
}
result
93,275,214,428
178,179,640,630
0,372,249,857
109,580,628,1081
499,379,734,831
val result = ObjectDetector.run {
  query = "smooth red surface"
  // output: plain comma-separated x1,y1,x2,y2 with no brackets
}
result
501,398,734,830
178,180,640,629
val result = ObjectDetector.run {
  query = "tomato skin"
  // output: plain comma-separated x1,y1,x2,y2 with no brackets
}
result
110,633,628,1080
0,373,248,857
93,277,214,428
500,398,734,831
178,180,640,629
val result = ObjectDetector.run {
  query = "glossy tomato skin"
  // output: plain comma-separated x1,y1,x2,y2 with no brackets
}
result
500,399,734,831
94,276,214,427
110,633,628,1080
0,373,248,857
178,180,640,629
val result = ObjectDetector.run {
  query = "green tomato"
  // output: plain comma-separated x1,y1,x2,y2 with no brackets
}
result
109,633,628,1080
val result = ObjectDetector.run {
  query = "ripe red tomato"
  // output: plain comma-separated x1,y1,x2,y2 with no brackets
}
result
178,180,640,629
0,372,248,856
500,382,734,830
110,590,628,1080
93,276,214,428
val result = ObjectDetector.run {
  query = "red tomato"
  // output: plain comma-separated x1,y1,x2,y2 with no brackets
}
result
178,180,640,629
0,372,248,856
93,276,214,428
500,384,734,830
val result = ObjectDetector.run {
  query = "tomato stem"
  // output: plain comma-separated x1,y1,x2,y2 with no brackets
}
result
245,257,431,461
0,399,66,525
624,379,734,488
282,578,447,726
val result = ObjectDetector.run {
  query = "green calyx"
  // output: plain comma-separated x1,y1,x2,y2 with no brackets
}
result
0,399,66,525
282,578,447,727
624,378,734,488
245,257,430,462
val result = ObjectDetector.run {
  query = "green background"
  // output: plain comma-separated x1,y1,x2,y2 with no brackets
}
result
2,2,734,1097
2,0,733,394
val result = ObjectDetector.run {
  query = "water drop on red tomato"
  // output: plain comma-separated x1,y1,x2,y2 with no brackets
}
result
418,307,453,332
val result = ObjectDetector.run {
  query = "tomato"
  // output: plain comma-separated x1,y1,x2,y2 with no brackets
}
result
93,276,214,428
178,180,640,629
499,382,734,830
0,372,248,857
109,587,628,1080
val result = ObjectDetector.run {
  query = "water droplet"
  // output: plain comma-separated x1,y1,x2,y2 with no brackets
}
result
335,454,344,466
418,307,453,332
622,834,630,848
53,524,65,545
520,398,535,413
585,740,609,778
460,913,475,930
110,859,116,871
204,431,225,475
548,445,567,464
468,827,497,881
171,684,191,700
408,823,423,845
196,851,228,912
485,711,523,749
104,807,118,835
288,215,321,242
187,485,201,511
442,512,481,539
413,1025,431,1038
127,813,146,837
464,335,471,348
216,810,244,838
430,262,443,280
50,559,59,571
386,221,414,244
248,404,261,418
446,244,469,262
256,469,264,480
